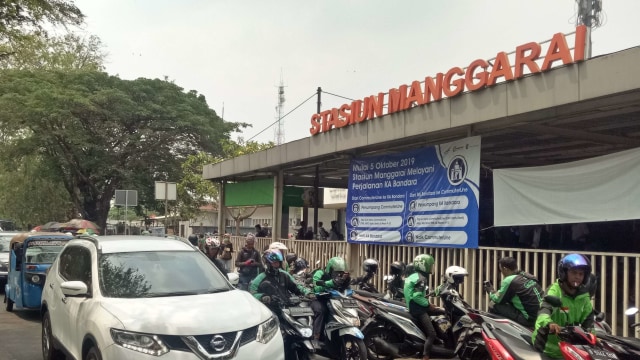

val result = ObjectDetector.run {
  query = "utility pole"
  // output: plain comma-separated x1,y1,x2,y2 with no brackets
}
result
274,71,286,145
576,0,603,59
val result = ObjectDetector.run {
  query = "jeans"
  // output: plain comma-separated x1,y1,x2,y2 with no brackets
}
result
409,302,437,357
489,302,535,328
310,300,326,339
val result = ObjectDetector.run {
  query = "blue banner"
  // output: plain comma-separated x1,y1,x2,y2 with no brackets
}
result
347,136,481,248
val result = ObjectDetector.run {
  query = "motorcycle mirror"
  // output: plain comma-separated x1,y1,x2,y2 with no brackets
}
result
625,307,639,316
544,295,563,308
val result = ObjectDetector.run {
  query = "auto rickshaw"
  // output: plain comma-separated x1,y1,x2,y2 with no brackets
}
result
3,232,73,312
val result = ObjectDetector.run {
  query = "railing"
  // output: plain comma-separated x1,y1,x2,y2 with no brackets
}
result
228,236,640,338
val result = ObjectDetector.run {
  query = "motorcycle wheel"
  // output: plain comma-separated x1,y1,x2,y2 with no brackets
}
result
363,326,402,360
291,347,311,360
341,334,368,360
456,330,487,360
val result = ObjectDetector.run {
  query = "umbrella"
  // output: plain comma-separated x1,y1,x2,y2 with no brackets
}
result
63,219,100,232
41,221,63,231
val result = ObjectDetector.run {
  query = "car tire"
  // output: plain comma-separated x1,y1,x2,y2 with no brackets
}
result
86,345,102,360
4,294,13,312
42,311,64,360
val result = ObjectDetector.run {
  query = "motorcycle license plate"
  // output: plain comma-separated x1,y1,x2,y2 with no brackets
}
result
289,306,314,317
340,298,359,308
585,348,618,360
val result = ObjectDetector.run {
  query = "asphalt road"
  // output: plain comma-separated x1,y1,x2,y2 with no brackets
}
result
0,290,42,360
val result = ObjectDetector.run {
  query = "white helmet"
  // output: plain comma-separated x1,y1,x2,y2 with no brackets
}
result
443,266,468,284
269,241,288,251
206,237,220,247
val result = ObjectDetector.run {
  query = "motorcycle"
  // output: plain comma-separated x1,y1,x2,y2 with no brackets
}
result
358,266,486,360
481,295,621,360
313,278,368,360
593,307,640,360
258,282,316,360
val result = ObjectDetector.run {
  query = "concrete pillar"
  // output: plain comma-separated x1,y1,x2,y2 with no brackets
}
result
272,170,283,240
217,181,226,234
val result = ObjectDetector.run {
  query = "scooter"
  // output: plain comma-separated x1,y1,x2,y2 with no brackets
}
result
481,295,621,360
257,282,316,360
313,278,368,360
594,307,640,360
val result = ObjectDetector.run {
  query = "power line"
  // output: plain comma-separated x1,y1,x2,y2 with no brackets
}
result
323,90,354,102
246,92,317,142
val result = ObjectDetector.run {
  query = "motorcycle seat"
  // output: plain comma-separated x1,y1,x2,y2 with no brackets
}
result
353,289,385,299
491,328,554,360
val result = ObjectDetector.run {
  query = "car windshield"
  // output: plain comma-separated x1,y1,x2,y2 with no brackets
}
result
0,235,12,253
25,244,67,263
99,251,232,298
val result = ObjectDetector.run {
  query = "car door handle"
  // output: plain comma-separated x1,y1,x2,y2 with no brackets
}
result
61,297,67,304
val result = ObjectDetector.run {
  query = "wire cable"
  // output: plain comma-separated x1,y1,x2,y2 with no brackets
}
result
246,92,317,142
323,91,355,102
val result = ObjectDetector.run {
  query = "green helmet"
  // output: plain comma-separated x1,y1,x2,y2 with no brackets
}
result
413,254,435,274
326,257,347,274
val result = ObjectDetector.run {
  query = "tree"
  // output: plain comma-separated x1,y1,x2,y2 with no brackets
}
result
0,32,105,70
0,0,83,42
0,70,243,231
226,206,259,236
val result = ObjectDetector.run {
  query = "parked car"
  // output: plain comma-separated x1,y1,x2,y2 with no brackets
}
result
4,232,72,311
41,235,283,360
0,232,21,289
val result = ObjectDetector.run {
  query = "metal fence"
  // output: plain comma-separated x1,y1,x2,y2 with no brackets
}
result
228,236,640,338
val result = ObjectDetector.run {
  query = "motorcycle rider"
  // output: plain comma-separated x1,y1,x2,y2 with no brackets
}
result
250,250,311,304
351,258,378,291
312,256,351,343
404,254,442,360
268,241,290,271
484,257,543,327
532,253,594,358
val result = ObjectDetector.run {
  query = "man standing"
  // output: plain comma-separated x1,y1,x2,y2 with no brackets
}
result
235,234,262,290
484,257,544,327
255,224,268,238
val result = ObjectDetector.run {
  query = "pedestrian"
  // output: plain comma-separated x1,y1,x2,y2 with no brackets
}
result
235,234,262,291
220,234,234,271
255,224,268,238
318,221,330,240
296,221,307,240
329,221,343,240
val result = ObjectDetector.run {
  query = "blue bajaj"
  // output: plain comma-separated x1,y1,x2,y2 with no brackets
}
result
315,288,368,359
4,233,72,312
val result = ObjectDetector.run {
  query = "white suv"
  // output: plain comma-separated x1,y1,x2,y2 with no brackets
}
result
41,235,283,360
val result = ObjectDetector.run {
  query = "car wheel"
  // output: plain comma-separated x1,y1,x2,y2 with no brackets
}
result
42,311,64,360
86,345,102,360
4,294,13,312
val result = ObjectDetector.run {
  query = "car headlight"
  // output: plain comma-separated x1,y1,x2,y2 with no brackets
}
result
110,329,169,356
256,315,279,344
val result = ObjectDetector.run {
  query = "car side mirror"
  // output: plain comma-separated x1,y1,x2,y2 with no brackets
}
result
60,281,89,297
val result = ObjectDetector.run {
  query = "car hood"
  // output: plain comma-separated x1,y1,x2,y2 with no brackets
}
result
100,289,272,334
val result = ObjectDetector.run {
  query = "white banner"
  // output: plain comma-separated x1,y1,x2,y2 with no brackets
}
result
493,147,640,226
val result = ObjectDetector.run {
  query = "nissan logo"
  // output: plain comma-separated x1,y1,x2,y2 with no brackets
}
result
209,335,227,352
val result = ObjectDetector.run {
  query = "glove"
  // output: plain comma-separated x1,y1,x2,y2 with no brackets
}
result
483,281,494,294
261,296,271,304
334,276,346,288
315,280,325,286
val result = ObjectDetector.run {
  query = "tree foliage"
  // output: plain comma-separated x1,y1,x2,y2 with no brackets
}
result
0,70,242,230
0,0,83,42
0,32,105,70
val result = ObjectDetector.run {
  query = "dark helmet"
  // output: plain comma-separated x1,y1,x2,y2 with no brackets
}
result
293,258,309,272
558,253,591,285
286,253,298,265
390,261,406,276
405,264,416,276
263,250,284,275
187,234,198,246
363,258,379,274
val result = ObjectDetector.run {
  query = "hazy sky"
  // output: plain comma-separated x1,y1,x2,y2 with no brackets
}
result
73,0,640,144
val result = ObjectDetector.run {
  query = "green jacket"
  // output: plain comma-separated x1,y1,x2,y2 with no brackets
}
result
489,271,544,321
404,272,430,308
250,269,309,301
313,269,336,293
532,280,593,359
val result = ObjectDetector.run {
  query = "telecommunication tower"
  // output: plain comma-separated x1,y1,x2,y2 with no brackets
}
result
575,0,603,58
274,73,286,145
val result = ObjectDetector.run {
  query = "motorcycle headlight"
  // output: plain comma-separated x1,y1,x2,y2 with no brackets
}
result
110,329,169,356
31,275,40,283
297,327,313,338
256,315,279,344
